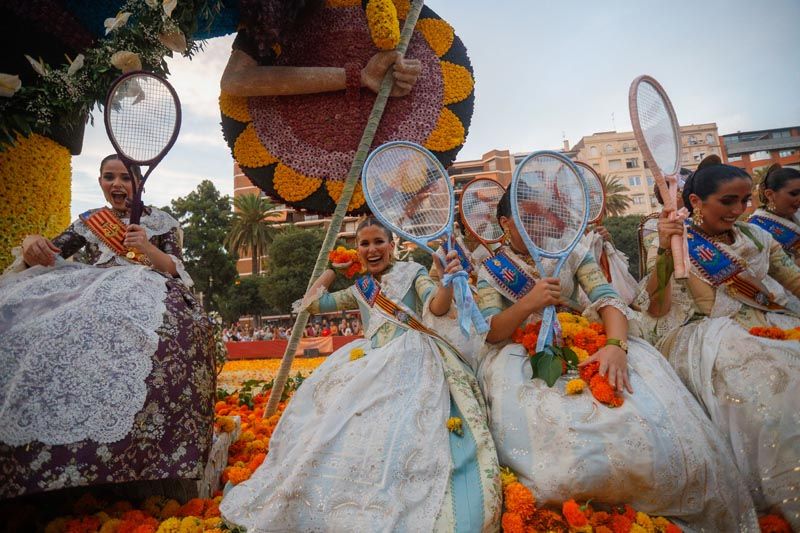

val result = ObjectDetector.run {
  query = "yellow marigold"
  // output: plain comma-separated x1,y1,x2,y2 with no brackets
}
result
216,415,236,433
653,516,671,532
325,0,359,6
565,378,586,395
446,416,463,436
159,499,181,519
99,519,122,533
273,164,322,201
391,0,410,19
234,124,278,168
178,516,204,533
204,517,223,528
325,179,366,210
365,0,400,50
156,517,182,533
0,132,71,270
350,347,365,361
785,328,800,340
571,346,590,363
424,107,465,152
636,512,656,533
219,91,251,122
416,18,454,57
441,61,473,105
631,524,648,533
499,466,518,488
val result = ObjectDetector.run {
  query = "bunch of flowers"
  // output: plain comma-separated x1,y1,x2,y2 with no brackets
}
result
749,326,800,341
215,358,324,393
500,468,682,533
365,0,400,50
329,246,365,279
513,312,624,408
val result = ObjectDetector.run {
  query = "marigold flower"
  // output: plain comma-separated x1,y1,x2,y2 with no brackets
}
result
758,514,791,533
365,0,400,50
563,499,588,527
416,18,454,57
565,378,586,395
503,482,535,517
611,513,634,533
500,512,525,533
590,374,624,407
350,347,366,361
446,416,463,436
636,511,656,533
499,466,518,488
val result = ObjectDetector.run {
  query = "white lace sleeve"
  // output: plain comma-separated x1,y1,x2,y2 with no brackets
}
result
582,296,636,322
166,254,193,287
292,285,328,314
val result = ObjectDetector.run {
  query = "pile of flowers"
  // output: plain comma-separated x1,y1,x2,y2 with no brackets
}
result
329,246,365,279
216,358,325,393
749,326,800,341
500,468,682,533
513,312,624,408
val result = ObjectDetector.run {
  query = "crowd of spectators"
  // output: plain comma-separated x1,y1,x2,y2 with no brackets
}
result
222,315,362,342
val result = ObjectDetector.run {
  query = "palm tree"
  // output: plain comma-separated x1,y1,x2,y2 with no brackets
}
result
225,193,281,277
600,174,632,217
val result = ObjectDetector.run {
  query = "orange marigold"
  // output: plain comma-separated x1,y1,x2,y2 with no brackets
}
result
416,18,454,57
611,513,634,533
500,512,525,533
273,164,322,201
424,108,466,152
758,514,791,533
65,516,102,533
219,91,251,122
503,481,535,517
589,374,624,407
223,466,252,485
563,499,588,527
528,508,567,531
325,179,366,210
441,61,474,105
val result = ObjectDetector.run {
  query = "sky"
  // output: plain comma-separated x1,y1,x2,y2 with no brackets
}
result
70,0,800,219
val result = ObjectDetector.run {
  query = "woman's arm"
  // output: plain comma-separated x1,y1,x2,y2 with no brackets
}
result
22,224,87,267
578,305,632,393
644,211,683,317
124,224,178,276
485,278,562,343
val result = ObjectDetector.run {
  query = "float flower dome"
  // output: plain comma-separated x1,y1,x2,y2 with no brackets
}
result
220,0,475,214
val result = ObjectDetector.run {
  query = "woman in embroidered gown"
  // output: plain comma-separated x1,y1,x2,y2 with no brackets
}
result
474,190,757,531
749,164,800,269
220,218,501,532
642,156,800,527
0,155,214,499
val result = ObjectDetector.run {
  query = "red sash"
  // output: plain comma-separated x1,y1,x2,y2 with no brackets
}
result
79,208,149,264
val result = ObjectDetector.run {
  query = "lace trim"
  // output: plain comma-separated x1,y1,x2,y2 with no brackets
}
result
582,295,634,322
3,247,27,274
292,285,328,315
168,254,193,287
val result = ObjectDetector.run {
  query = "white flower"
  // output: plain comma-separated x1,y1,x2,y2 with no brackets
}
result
163,0,178,18
0,73,21,97
104,11,132,35
24,55,46,76
67,54,85,76
158,30,187,53
110,51,142,73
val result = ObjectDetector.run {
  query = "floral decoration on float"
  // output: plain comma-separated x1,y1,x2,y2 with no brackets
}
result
220,0,475,215
513,312,624,408
329,246,366,278
749,326,800,341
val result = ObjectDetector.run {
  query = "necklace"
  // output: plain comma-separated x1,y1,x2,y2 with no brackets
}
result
693,223,735,246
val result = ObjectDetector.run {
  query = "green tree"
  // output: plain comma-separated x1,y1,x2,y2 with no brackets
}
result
166,180,238,312
261,227,348,314
225,193,281,276
601,214,645,279
601,174,633,218
215,276,269,324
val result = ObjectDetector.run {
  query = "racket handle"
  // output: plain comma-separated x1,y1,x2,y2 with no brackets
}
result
535,305,556,353
668,212,689,279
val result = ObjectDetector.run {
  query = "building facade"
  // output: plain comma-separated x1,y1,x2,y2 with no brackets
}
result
571,123,723,216
721,126,800,175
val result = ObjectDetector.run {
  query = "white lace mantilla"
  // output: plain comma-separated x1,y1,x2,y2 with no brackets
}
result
0,262,168,446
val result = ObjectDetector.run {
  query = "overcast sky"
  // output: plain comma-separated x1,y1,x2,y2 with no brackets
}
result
70,0,800,219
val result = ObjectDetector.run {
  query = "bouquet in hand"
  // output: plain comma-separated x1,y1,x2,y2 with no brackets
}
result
329,246,365,279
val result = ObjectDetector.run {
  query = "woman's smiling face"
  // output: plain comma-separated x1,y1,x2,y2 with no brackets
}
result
357,225,394,275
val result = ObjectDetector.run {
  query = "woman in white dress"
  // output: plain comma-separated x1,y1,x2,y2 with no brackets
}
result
643,156,800,527
220,218,501,532
749,163,800,271
474,189,757,531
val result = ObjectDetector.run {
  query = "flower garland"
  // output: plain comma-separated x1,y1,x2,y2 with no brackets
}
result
0,132,71,269
500,468,683,533
0,0,222,147
513,312,624,408
749,326,800,341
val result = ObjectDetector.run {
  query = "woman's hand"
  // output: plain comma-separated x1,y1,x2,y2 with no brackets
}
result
361,51,422,97
657,210,684,250
123,224,154,253
433,249,462,278
520,277,561,314
594,225,613,243
22,235,60,267
579,345,633,393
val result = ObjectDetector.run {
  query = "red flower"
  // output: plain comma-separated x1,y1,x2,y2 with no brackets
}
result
562,499,588,527
501,512,525,533
759,514,792,533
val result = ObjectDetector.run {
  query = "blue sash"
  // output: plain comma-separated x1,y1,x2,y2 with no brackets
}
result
354,274,380,306
748,215,800,252
482,249,536,302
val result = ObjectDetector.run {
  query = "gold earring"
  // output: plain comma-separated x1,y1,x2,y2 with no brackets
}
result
693,206,704,227
502,228,512,246
767,198,776,211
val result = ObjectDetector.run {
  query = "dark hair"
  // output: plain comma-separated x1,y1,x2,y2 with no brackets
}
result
759,163,800,203
99,154,141,179
681,155,751,214
496,188,511,221
238,0,322,62
653,167,692,205
356,216,394,241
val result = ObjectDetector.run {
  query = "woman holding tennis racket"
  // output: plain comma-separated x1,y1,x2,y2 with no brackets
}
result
0,154,214,498
473,185,757,530
645,156,800,527
220,217,501,532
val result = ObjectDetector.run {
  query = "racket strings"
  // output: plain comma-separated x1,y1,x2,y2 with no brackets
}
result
515,156,586,254
364,147,452,239
635,82,679,174
577,166,605,222
108,76,178,162
461,182,504,242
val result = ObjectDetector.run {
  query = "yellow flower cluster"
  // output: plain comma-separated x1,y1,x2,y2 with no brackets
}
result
349,347,365,361
0,133,71,269
234,124,278,168
274,163,322,201
365,0,400,50
326,179,366,210
417,18,454,57
446,416,463,436
219,91,251,122
424,108,465,152
217,357,326,392
565,378,585,395
499,466,518,488
441,61,474,105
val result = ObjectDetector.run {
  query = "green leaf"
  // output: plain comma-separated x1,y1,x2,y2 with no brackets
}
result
562,346,579,368
537,352,563,387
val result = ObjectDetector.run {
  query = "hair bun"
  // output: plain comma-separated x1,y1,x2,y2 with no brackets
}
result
695,154,722,171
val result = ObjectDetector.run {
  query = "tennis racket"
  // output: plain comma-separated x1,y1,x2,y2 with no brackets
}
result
459,177,506,256
510,151,589,352
629,75,688,279
574,161,612,280
362,141,487,335
104,71,181,225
